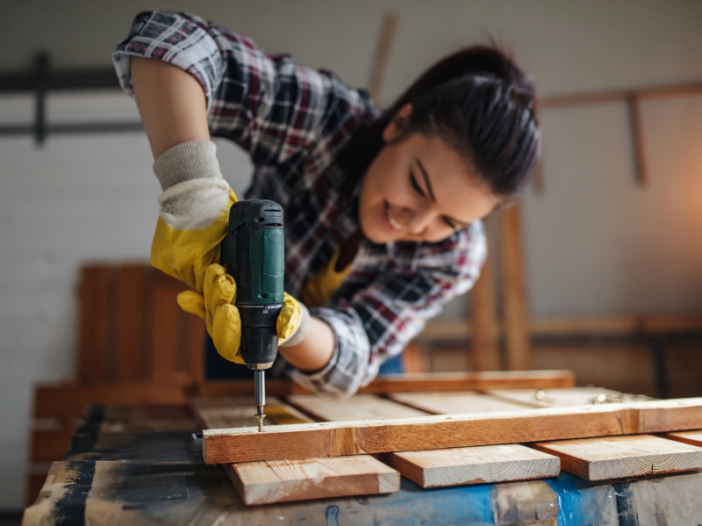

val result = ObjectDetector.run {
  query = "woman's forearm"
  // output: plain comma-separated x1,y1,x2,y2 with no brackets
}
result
131,57,210,159
278,317,335,372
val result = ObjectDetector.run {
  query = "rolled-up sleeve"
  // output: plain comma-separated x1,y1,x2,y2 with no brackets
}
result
291,221,487,397
113,11,370,169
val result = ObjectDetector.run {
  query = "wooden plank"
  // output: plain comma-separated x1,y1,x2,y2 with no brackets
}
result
76,265,111,384
387,444,559,488
419,314,702,341
487,387,638,408
469,217,501,371
627,94,648,186
661,429,702,447
149,271,189,383
114,264,149,381
366,11,399,105
287,394,429,422
193,370,576,398
389,391,540,414
192,397,312,429
532,434,702,481
499,205,531,370
33,382,188,419
202,397,702,464
225,456,400,505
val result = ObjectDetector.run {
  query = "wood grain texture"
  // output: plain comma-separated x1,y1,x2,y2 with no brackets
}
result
225,456,400,505
488,387,636,408
202,397,702,464
389,391,540,414
192,397,312,429
660,429,702,447
388,444,560,488
287,394,429,421
532,434,702,481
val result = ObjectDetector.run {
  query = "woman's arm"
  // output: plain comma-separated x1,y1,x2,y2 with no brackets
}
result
133,57,335,372
131,57,210,159
279,317,335,372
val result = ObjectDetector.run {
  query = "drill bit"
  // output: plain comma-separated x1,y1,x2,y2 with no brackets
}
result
254,370,266,432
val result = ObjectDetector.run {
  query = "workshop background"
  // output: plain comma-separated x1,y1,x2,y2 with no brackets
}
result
1,0,702,511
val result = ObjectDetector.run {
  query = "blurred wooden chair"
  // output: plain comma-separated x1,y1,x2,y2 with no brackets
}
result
27,262,206,504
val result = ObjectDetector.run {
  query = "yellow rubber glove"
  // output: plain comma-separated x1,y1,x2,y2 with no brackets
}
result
151,141,308,363
177,264,305,363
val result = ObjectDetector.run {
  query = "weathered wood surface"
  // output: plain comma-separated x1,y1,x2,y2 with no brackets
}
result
388,444,560,488
226,456,400,505
487,387,638,408
23,460,575,526
203,398,702,464
192,370,576,398
389,391,540,414
287,394,429,421
532,434,702,481
192,397,312,429
661,429,702,447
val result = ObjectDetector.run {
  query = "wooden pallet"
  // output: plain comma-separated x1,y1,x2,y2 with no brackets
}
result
194,388,702,506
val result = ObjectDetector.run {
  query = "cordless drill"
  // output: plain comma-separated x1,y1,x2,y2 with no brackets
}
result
220,199,285,432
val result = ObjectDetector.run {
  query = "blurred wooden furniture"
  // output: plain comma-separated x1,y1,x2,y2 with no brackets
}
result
27,262,206,505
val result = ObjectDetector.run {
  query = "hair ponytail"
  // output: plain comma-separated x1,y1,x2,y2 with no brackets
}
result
338,45,540,198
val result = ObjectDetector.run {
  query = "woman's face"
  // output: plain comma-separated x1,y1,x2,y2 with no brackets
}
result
359,107,499,244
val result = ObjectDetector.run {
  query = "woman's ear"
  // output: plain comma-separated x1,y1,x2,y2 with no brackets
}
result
382,104,413,143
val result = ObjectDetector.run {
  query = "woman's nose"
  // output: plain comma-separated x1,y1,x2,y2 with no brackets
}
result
404,205,432,235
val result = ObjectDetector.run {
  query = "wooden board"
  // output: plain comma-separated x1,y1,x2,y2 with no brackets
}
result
388,444,560,488
469,217,501,371
192,370,576,398
202,397,702,464
287,394,429,421
660,429,702,447
487,387,639,408
225,455,399,505
191,397,312,429
532,434,702,481
499,205,531,370
389,391,540,414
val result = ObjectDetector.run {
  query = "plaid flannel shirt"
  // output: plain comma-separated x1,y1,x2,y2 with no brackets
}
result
113,11,487,397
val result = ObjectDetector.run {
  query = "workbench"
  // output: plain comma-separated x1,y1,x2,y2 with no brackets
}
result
23,402,702,525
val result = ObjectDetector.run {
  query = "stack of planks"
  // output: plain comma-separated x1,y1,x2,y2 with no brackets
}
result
192,389,702,506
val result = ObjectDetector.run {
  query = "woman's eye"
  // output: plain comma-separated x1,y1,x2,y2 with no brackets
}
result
443,217,456,229
410,171,424,195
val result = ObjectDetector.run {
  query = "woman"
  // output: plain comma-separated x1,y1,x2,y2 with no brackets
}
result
112,11,540,396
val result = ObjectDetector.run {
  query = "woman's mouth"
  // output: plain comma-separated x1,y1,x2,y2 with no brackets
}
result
385,202,402,232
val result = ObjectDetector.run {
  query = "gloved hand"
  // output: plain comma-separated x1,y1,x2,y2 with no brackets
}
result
177,264,310,363
150,140,310,363
150,139,236,293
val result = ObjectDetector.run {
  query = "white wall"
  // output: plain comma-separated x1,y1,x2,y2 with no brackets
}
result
1,0,702,508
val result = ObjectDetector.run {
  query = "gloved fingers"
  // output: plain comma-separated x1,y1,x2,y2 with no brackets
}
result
203,264,236,315
277,292,302,340
212,303,244,364
177,290,206,320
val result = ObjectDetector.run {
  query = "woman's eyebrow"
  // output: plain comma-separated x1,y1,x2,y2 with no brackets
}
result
417,158,470,228
416,159,436,202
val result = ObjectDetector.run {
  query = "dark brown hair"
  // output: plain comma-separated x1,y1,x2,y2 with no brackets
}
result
338,45,540,199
